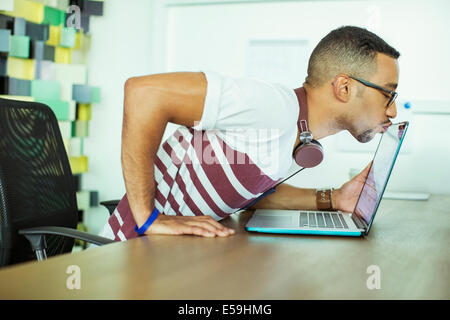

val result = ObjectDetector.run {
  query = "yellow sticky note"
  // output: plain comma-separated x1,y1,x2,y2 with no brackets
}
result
69,156,88,174
77,103,91,121
55,47,71,64
1,0,44,24
6,56,35,80
74,31,83,50
46,25,61,47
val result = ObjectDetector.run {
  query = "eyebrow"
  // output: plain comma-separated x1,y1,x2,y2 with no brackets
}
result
385,82,398,90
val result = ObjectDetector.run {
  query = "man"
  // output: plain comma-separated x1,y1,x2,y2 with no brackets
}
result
100,26,399,241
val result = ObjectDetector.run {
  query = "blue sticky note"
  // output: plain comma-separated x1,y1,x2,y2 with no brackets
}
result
0,29,11,53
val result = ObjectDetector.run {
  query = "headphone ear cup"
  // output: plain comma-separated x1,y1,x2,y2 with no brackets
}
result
293,140,324,168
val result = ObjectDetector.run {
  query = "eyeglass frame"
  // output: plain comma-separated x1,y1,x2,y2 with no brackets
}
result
348,75,398,107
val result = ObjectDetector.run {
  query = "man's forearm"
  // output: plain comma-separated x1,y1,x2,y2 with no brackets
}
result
251,183,329,211
121,78,168,228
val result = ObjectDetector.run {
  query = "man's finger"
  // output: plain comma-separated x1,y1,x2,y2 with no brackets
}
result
186,221,232,237
182,225,216,237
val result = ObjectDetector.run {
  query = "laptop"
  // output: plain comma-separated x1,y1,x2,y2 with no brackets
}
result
245,121,409,237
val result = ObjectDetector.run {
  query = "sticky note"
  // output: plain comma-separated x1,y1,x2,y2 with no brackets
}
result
30,40,55,60
8,77,31,96
13,18,26,36
59,81,72,101
83,0,103,16
0,29,11,53
80,13,89,33
53,63,86,83
72,174,82,191
0,0,14,11
26,21,49,41
9,35,30,58
90,86,100,103
35,60,54,80
60,27,76,48
72,83,90,102
54,46,71,63
6,56,35,80
69,137,84,157
46,24,61,46
36,98,74,120
0,55,7,75
76,103,91,120
90,190,99,207
76,190,90,210
70,156,88,174
0,14,14,31
31,79,60,100
2,0,45,24
42,6,65,26
74,31,83,49
72,120,89,137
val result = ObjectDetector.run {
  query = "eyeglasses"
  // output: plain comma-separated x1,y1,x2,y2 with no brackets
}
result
349,76,398,108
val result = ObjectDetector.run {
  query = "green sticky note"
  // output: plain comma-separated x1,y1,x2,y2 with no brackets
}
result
72,120,89,137
9,35,30,58
60,27,76,48
43,6,65,26
31,79,61,100
91,86,101,103
38,99,70,120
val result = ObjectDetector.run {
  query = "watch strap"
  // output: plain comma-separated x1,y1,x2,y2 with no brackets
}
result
316,188,333,211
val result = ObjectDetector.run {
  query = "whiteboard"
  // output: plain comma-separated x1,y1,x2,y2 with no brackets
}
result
246,39,309,88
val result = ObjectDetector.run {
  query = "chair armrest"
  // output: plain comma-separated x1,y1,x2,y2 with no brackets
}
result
19,226,115,246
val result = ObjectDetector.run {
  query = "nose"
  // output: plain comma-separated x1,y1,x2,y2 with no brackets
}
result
386,101,397,119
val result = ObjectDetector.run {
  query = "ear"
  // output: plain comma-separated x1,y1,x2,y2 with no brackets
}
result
331,74,352,103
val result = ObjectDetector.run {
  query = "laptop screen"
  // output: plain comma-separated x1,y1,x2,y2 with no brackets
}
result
354,122,408,227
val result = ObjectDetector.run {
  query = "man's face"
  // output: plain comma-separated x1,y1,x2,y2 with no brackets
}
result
348,53,399,143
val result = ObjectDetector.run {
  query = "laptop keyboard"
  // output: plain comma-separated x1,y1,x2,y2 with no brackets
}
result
300,211,349,229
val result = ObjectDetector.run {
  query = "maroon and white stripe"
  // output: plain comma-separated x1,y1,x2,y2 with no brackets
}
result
102,126,280,241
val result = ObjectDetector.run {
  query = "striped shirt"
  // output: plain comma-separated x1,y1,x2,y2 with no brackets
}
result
100,70,300,241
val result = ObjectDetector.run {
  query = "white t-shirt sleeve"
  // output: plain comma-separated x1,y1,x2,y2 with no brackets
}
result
193,70,299,132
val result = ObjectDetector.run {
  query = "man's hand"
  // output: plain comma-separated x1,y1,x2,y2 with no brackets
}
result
145,214,235,238
332,162,372,213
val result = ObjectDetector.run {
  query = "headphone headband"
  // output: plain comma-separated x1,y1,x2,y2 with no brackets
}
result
292,87,324,168
294,87,309,133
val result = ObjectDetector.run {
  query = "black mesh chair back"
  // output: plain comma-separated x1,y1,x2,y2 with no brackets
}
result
0,98,78,266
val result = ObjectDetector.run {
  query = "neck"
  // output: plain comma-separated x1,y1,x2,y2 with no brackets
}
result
300,83,343,140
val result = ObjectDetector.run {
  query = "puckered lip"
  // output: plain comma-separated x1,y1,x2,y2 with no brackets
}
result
381,122,392,133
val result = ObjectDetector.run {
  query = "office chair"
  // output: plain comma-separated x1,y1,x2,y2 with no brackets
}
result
0,98,114,267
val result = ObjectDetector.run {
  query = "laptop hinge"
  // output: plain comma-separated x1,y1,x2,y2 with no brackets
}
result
351,213,368,230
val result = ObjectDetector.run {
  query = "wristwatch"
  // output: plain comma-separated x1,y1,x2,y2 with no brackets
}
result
316,188,334,211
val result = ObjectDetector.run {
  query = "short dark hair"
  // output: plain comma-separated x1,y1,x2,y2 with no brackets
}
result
305,26,400,87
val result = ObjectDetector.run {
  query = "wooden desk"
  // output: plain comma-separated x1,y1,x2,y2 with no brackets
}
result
0,196,448,299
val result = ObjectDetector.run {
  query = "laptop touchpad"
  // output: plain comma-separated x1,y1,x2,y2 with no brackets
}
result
256,215,295,228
